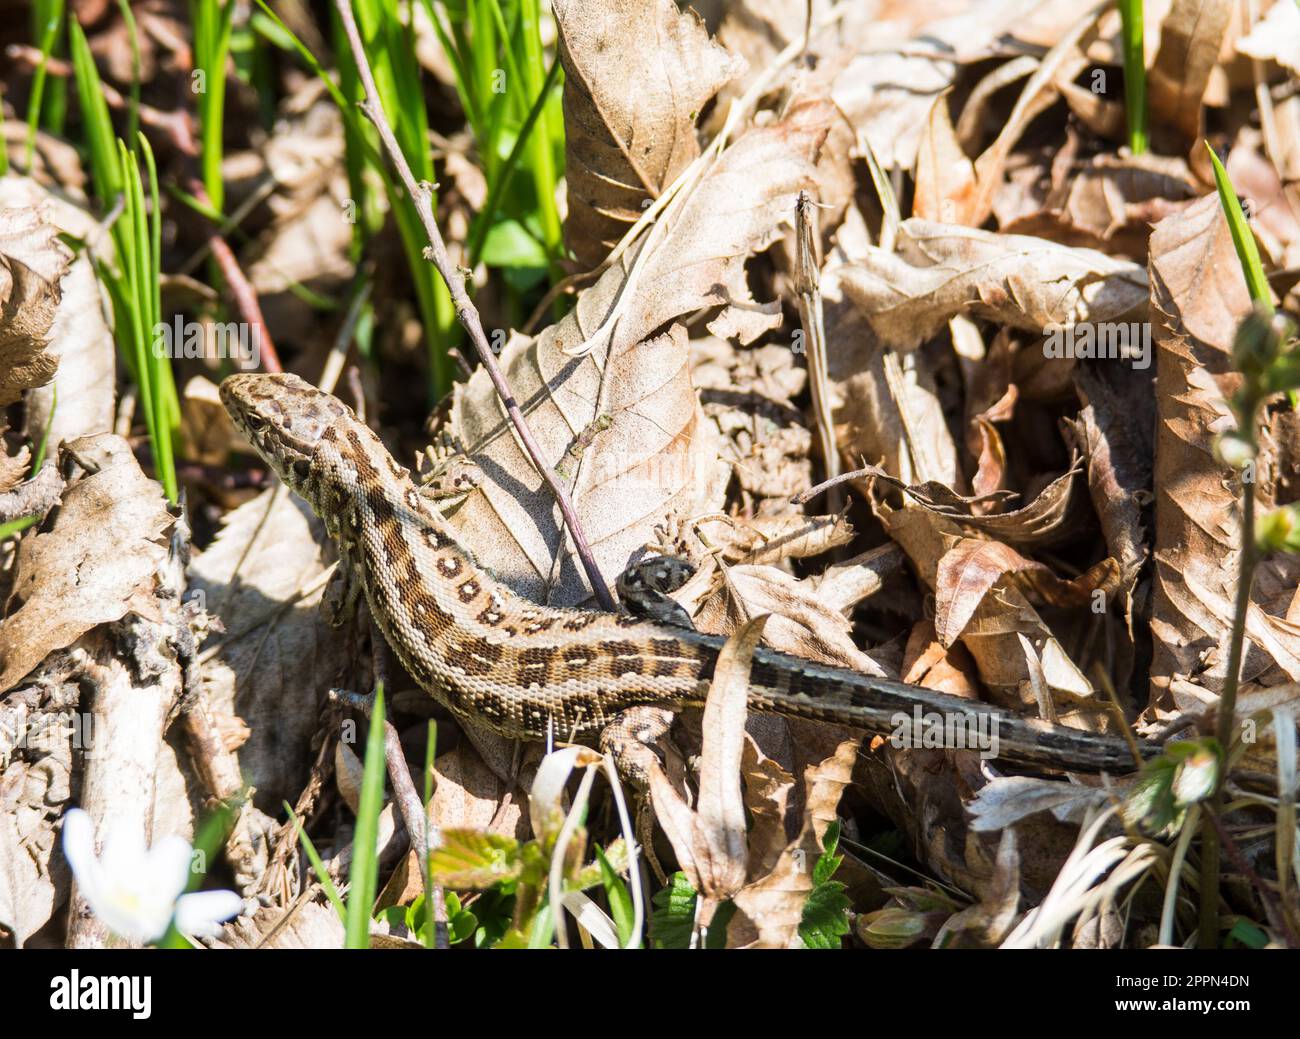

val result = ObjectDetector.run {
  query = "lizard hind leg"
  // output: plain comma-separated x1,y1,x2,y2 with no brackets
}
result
599,705,680,884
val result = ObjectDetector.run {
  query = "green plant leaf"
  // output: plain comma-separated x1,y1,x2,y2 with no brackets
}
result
798,881,851,949
595,845,636,948
480,218,549,270
650,872,697,949
428,829,525,888
799,825,851,949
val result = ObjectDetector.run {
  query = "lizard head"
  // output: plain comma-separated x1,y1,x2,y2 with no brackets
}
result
220,373,353,502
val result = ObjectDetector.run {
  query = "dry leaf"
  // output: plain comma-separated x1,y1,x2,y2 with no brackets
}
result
0,176,115,452
0,203,70,407
688,563,888,677
934,539,1119,647
428,744,528,839
901,618,981,698
1070,361,1154,597
822,279,962,487
1147,0,1233,152
875,497,1103,721
913,91,977,223
1237,0,1300,76
189,488,350,810
451,101,831,605
834,220,1148,351
932,828,1023,947
727,737,858,948
648,617,766,902
695,512,854,566
554,0,741,268
1001,154,1196,258
0,435,172,693
829,462,1085,549
1147,193,1253,711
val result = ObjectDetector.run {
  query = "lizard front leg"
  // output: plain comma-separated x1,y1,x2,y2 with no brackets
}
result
322,542,362,629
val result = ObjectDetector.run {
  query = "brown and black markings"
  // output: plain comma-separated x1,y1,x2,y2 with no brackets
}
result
515,644,557,689
445,635,505,676
600,639,644,677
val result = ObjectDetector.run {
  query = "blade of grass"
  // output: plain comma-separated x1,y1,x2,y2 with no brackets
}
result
114,0,141,154
194,0,236,214
1118,0,1147,155
24,0,66,170
421,719,437,948
31,0,68,135
286,804,347,921
353,0,457,396
68,18,121,203
1206,142,1274,312
518,0,562,270
344,683,387,949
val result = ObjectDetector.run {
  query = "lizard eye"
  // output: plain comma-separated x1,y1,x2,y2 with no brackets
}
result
244,414,267,432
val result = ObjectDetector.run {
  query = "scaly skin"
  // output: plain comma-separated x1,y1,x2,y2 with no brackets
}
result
221,373,1152,773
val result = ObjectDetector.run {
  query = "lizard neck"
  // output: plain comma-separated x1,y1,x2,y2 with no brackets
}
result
315,418,509,642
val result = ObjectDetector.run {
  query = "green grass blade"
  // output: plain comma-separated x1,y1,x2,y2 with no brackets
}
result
287,803,347,921
1206,142,1274,312
344,684,388,949
595,846,637,948
421,719,437,948
1118,0,1147,155
24,0,66,170
114,0,141,154
518,0,563,266
194,0,236,213
68,17,122,204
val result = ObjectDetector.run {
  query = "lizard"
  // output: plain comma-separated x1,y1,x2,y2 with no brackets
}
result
220,372,1156,774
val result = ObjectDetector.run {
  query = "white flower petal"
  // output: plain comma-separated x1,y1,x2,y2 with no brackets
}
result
174,890,243,936
145,835,196,904
100,818,149,879
61,809,102,896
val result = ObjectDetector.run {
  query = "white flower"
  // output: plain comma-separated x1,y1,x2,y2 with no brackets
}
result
61,808,243,944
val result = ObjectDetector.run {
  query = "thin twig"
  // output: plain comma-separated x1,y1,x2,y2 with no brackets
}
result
332,0,614,611
1205,808,1300,949
331,686,427,856
1203,428,1262,947
794,191,841,515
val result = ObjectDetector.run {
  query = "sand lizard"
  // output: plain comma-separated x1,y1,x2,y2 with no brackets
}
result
221,373,1153,773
